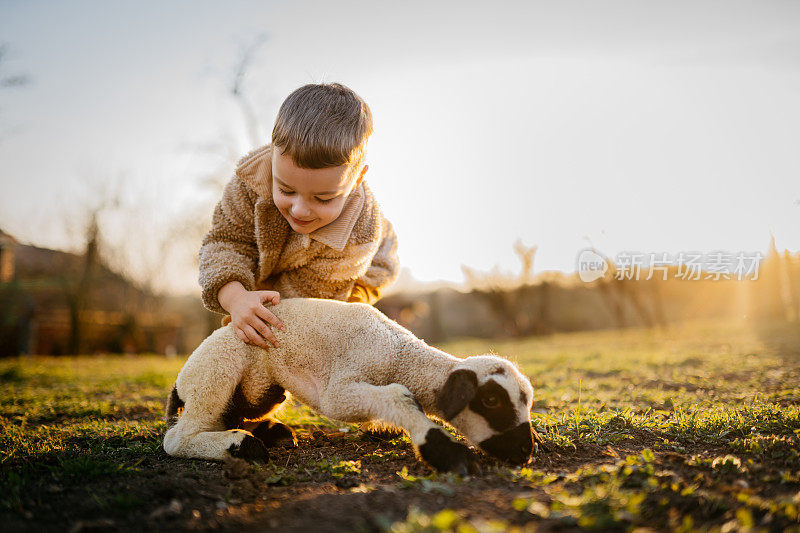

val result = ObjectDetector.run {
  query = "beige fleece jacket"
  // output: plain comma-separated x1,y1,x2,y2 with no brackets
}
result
199,144,399,314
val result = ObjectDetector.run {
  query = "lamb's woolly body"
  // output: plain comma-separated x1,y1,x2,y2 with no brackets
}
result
164,298,535,470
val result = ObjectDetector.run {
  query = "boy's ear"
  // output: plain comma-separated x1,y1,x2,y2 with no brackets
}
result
355,164,368,187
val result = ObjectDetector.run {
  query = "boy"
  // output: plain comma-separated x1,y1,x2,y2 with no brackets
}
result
199,83,399,349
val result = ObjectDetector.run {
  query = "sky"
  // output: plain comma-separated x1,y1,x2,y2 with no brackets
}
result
1,0,798,294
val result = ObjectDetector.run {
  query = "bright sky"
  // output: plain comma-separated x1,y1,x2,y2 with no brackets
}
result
1,0,798,294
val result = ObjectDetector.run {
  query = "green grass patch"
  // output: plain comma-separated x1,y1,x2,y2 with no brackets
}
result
1,319,799,530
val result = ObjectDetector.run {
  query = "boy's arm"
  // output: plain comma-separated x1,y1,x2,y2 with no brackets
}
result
198,176,260,314
348,218,400,304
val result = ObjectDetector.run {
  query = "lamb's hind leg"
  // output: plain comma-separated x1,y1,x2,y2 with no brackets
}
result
163,398,269,462
163,377,269,462
249,419,297,448
319,382,480,474
226,385,297,448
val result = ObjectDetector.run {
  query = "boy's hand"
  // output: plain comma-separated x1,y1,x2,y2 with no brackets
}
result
218,282,285,349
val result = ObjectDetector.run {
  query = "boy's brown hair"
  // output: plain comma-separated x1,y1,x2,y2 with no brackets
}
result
271,82,373,172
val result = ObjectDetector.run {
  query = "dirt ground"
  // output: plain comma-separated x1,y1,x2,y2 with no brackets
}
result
4,322,799,531
4,425,623,532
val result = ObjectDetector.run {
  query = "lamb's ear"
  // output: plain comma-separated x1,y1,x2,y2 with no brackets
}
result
437,369,478,420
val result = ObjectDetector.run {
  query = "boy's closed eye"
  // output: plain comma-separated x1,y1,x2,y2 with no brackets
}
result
278,188,336,203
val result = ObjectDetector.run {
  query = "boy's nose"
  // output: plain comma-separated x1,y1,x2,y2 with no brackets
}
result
291,201,312,219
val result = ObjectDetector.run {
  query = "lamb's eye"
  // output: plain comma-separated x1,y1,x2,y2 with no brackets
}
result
481,395,499,409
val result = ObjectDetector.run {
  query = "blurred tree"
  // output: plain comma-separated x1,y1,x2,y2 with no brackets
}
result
753,237,800,323
167,35,272,332
0,42,31,142
0,43,30,88
60,179,121,354
594,251,666,329
462,240,548,336
231,33,270,150
514,240,537,285
64,212,100,354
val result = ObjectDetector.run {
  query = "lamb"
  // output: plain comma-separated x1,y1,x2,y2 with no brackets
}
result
163,298,537,473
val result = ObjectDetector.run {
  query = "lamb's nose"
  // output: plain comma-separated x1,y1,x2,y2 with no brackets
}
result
479,422,534,464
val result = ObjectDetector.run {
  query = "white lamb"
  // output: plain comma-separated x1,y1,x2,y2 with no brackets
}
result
163,298,537,473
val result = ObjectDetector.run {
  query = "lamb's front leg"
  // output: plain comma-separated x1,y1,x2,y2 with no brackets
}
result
319,382,480,474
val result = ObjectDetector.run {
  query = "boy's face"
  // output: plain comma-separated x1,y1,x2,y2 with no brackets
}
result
271,148,368,234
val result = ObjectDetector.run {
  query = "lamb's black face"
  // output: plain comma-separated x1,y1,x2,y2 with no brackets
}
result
436,358,535,465
468,379,532,464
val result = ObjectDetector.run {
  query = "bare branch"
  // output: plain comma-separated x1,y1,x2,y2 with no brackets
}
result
230,34,270,148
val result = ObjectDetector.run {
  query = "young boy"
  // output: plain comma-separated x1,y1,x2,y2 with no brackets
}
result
199,83,399,349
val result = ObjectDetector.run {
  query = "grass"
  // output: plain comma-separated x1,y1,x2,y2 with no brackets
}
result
444,319,800,452
1,318,799,531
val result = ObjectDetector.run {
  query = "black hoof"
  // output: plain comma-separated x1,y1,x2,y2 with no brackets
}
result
417,428,481,475
228,434,269,462
251,420,297,448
